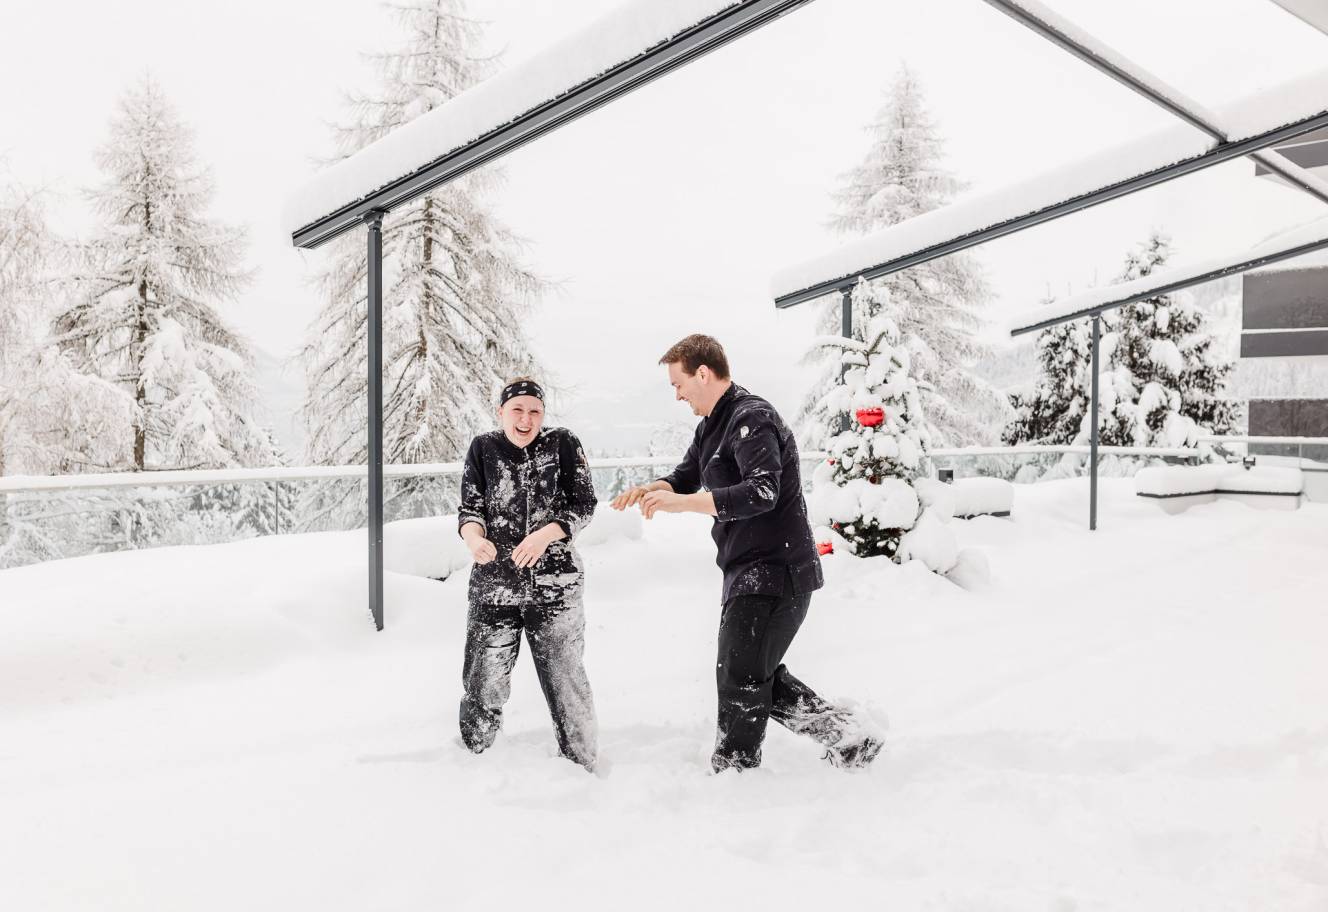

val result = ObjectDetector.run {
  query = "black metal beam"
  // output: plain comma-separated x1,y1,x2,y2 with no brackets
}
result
366,210,386,631
292,0,814,250
773,109,1328,309
1010,230,1328,337
1089,313,1099,532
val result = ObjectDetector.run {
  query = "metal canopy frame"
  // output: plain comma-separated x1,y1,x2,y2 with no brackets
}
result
775,0,1328,530
291,0,813,251
772,112,1328,309
1010,228,1328,337
288,0,816,629
984,0,1328,531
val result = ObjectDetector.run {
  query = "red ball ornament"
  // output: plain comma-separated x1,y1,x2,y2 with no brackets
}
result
816,541,834,556
855,407,885,428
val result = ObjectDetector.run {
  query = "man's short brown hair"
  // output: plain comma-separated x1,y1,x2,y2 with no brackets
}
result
658,334,730,379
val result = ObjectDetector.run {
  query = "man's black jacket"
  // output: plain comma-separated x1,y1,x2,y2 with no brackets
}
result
458,427,596,607
662,383,823,604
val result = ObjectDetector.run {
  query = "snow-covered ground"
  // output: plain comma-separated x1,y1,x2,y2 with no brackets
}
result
2,480,1326,911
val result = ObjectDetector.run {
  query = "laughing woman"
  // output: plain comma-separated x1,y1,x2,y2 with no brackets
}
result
456,377,599,771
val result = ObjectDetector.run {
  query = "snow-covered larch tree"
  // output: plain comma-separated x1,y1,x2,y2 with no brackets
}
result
807,280,960,575
1,178,137,566
802,64,1008,449
53,77,275,473
300,0,544,525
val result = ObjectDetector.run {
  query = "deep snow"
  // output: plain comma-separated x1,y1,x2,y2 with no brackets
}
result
2,481,1327,910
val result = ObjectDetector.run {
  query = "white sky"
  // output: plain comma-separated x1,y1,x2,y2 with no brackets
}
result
4,0,1328,452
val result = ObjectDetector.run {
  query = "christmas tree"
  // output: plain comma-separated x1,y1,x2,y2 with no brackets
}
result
807,281,958,573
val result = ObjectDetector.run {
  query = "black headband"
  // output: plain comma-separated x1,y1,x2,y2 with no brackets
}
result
500,380,544,406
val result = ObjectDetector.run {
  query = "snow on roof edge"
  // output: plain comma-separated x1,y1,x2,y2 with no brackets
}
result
282,0,750,238
771,64,1328,302
1004,214,1328,335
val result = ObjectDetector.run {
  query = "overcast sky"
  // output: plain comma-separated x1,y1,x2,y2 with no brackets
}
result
4,0,1327,450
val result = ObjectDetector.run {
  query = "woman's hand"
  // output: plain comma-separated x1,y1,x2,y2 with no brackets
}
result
512,525,559,569
466,535,498,565
461,522,497,564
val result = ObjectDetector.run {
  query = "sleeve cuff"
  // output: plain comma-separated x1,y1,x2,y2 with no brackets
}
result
458,515,486,538
552,519,573,538
710,486,734,522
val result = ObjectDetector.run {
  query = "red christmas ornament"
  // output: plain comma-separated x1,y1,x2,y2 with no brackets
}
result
855,407,885,428
816,541,834,556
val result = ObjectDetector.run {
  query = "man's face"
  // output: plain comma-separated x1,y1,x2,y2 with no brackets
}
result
498,395,544,448
668,361,710,417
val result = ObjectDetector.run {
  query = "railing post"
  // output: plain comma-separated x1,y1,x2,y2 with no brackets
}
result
366,210,387,632
839,284,853,434
1090,313,1100,531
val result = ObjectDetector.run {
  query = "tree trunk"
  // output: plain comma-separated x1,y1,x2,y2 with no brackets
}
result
133,277,148,471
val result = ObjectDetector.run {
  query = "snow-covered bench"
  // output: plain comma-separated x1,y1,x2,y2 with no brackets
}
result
951,477,1013,519
1134,464,1303,513
917,476,1014,520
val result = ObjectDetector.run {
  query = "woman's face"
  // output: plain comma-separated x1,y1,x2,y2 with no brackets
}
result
498,394,544,448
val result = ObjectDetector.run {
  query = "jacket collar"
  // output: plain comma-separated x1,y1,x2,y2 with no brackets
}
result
496,428,542,460
706,382,742,424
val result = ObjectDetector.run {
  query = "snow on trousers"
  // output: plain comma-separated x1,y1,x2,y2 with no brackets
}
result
460,597,597,770
712,569,851,772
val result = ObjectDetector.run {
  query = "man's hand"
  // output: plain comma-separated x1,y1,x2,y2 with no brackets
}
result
610,485,654,511
465,534,497,564
641,490,689,519
512,526,558,569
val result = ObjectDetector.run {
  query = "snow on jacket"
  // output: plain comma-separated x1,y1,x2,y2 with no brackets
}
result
458,427,597,607
661,383,824,604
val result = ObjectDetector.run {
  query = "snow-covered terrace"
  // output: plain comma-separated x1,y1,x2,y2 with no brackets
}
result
4,482,1327,909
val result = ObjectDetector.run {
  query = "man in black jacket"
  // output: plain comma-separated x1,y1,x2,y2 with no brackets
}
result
612,335,882,772
458,379,599,770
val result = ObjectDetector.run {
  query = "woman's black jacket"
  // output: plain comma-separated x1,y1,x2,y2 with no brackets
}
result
458,427,596,607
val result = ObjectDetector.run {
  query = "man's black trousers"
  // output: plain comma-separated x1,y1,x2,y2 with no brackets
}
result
712,571,849,771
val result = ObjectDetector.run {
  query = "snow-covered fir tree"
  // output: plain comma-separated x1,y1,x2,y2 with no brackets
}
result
802,64,1008,449
54,77,276,474
1004,233,1238,456
1002,306,1093,446
300,0,544,526
807,280,959,574
1103,232,1238,447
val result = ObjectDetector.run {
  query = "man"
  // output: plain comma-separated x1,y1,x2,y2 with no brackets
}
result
612,334,882,772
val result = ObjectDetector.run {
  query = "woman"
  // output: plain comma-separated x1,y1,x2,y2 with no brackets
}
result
457,378,598,770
